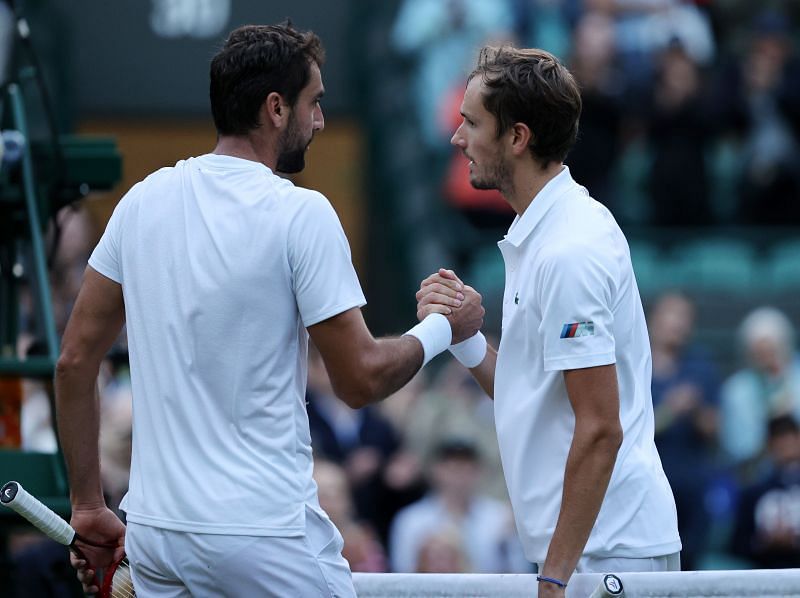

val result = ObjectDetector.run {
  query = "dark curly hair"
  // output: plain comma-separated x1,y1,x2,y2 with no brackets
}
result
209,23,325,136
470,46,581,167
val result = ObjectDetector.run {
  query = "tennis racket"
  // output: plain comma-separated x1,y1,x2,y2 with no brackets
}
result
590,573,625,597
1,480,134,598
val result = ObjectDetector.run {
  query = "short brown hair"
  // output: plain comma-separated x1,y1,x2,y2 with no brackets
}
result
209,23,324,136
470,46,581,167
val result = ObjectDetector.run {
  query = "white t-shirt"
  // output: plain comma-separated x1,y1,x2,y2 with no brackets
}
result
494,167,681,562
389,495,524,573
89,154,366,535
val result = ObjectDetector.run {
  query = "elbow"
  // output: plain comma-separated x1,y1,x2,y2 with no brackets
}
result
331,380,377,410
54,346,97,383
601,421,624,456
581,419,623,457
328,355,386,410
611,423,624,453
54,351,81,380
341,394,371,410
335,388,375,409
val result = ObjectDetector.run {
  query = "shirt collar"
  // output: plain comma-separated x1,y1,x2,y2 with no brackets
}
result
197,153,274,174
502,165,576,247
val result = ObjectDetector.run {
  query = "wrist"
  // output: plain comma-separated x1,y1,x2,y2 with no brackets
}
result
448,331,487,368
404,313,452,367
70,499,108,512
69,485,106,510
537,575,568,589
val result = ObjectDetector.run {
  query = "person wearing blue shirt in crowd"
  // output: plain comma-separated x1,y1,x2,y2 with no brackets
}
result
649,291,720,570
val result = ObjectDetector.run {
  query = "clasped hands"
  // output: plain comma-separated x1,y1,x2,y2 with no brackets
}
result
416,268,484,344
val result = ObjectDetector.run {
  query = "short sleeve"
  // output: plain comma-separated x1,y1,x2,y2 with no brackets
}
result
288,192,366,327
538,244,617,371
88,195,128,284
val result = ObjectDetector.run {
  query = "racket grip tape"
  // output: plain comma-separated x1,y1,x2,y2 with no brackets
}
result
1,481,76,546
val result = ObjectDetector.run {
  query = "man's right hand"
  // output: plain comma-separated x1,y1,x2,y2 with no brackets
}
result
69,504,126,595
416,268,484,344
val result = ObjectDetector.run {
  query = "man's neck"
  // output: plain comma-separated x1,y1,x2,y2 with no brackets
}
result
505,161,565,216
213,133,277,171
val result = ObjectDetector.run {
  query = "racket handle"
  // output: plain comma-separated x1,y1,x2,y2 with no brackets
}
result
1,481,76,546
589,573,625,597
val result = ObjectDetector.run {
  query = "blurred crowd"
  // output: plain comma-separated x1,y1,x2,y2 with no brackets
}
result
390,0,800,229
7,204,800,582
4,1,800,592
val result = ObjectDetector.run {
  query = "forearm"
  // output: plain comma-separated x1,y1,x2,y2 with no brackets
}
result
55,361,104,507
52,268,125,508
311,306,481,409
356,335,425,404
541,427,620,582
468,344,497,399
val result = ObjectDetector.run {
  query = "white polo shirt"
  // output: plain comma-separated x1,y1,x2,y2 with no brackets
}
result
494,167,681,562
89,154,366,536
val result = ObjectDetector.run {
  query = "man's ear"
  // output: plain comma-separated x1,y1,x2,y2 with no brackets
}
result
509,122,532,156
264,92,288,128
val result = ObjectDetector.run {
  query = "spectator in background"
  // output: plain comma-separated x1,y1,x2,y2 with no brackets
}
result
371,375,433,539
10,539,76,598
391,0,514,158
49,205,95,335
714,9,800,225
96,344,132,513
98,385,132,514
647,40,714,226
389,438,528,573
511,0,578,60
17,340,57,453
648,291,720,570
19,378,56,453
731,414,800,568
415,526,471,572
314,459,388,572
374,373,426,439
402,360,508,500
306,343,416,543
566,10,626,213
585,0,714,100
720,308,800,474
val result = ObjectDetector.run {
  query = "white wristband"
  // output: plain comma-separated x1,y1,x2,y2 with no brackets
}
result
449,331,487,368
404,313,452,367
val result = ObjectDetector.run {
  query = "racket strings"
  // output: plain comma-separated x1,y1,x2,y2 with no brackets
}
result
105,557,135,598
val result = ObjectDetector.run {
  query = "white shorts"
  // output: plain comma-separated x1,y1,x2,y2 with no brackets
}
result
536,552,680,575
574,552,681,573
125,505,356,597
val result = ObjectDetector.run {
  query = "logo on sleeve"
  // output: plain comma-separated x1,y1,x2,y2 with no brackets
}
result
560,321,595,338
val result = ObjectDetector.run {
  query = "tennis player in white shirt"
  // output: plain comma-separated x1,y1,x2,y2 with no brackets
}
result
417,46,681,597
55,23,483,597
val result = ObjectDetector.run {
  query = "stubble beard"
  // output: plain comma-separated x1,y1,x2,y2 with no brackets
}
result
470,156,512,195
276,117,310,174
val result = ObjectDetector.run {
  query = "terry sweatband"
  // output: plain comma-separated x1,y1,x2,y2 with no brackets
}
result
404,313,452,367
449,331,487,368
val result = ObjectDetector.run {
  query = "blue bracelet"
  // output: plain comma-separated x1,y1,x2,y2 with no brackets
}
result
537,575,568,588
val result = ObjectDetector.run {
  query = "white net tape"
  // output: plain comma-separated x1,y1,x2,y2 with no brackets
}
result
353,570,800,597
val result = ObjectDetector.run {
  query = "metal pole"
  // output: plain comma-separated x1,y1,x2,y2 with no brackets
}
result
8,82,59,371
